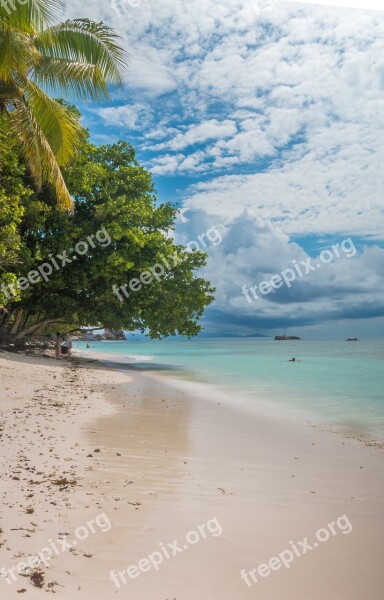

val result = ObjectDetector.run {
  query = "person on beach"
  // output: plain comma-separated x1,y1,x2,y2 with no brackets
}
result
63,333,73,358
55,332,62,359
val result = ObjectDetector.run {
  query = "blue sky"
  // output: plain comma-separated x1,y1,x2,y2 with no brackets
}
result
65,0,384,338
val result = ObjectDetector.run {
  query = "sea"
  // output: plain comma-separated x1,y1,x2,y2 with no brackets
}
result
74,338,384,442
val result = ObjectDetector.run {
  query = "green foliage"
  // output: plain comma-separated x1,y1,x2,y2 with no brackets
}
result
0,119,214,338
0,3,127,208
0,124,31,304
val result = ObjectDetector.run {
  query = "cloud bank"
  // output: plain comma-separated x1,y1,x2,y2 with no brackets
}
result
64,0,384,334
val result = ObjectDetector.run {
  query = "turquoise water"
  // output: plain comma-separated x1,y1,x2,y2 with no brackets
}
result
75,338,384,440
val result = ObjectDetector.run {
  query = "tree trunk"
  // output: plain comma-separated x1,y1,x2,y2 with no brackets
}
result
0,306,14,331
15,318,62,339
0,307,9,329
20,311,31,332
9,309,24,334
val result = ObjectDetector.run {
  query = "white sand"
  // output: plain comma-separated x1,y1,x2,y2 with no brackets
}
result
1,351,383,599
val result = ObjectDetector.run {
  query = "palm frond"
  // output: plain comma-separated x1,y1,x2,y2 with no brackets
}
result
38,133,74,209
35,19,128,95
31,56,108,101
0,28,38,81
0,113,9,157
11,101,74,209
23,80,85,164
0,0,62,32
0,9,128,210
9,101,43,190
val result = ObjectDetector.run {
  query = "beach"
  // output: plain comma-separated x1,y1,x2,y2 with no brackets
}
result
1,350,384,599
1,1,384,598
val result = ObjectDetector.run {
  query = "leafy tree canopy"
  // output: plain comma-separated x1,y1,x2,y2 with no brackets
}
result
0,114,214,339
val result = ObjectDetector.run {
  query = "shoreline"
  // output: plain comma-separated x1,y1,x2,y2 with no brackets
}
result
76,348,384,450
1,351,383,598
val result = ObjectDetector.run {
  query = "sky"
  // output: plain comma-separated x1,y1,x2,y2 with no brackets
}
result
64,0,384,338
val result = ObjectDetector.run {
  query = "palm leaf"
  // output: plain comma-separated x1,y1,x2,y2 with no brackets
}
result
0,0,61,32
9,101,43,190
0,28,39,82
23,80,85,163
0,113,9,158
32,56,108,101
35,19,128,93
0,9,128,210
12,101,74,209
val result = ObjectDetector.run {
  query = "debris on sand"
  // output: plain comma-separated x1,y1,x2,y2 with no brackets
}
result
30,569,45,588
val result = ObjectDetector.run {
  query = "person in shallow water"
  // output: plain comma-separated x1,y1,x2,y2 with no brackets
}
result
289,357,296,362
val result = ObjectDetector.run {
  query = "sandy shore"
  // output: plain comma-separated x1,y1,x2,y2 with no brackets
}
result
1,351,383,599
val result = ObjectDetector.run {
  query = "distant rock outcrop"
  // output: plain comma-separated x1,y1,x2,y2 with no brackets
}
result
103,330,115,340
274,335,301,340
75,328,127,341
103,329,127,341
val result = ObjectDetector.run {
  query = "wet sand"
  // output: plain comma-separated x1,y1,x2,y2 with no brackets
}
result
1,351,383,598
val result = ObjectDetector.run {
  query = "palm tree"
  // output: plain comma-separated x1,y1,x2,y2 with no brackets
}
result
0,0,127,208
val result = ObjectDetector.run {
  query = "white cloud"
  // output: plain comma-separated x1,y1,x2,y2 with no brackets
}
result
175,209,384,330
150,119,238,151
123,47,179,96
283,0,384,11
215,122,275,160
94,103,153,130
183,118,384,237
150,153,186,175
64,0,384,239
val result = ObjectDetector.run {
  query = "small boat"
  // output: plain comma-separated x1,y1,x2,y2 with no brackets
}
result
346,337,359,341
